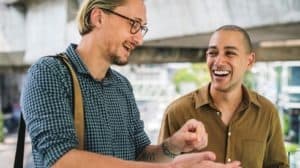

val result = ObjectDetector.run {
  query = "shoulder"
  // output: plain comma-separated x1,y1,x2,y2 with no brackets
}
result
28,55,66,76
25,55,71,90
248,90,278,114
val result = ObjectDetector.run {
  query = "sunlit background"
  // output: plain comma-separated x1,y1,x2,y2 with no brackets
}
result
1,0,300,167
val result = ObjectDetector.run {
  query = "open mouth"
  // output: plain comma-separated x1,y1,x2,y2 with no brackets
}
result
123,45,131,52
124,46,130,52
123,41,134,52
213,70,230,77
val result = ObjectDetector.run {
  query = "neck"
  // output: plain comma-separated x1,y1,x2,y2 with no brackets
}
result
210,84,243,125
210,84,243,114
76,34,110,80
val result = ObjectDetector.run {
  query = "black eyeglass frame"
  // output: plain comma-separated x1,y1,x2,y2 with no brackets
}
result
100,8,148,36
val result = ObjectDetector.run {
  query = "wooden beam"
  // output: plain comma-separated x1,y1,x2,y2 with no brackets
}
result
255,46,300,62
0,46,299,68
130,47,206,64
130,46,300,64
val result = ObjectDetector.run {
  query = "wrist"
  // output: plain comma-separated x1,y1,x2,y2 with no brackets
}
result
161,140,181,159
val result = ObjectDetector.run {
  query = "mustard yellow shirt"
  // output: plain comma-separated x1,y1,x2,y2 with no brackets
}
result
159,84,288,168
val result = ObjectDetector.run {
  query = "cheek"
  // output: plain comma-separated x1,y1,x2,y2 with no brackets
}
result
233,63,247,76
206,59,214,68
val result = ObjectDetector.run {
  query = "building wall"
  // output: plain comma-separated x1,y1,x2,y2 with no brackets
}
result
145,0,300,40
25,0,68,63
0,2,25,52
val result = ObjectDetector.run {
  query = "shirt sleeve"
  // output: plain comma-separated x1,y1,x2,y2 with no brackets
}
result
158,109,172,143
124,80,151,158
264,105,289,168
158,104,181,144
21,58,78,167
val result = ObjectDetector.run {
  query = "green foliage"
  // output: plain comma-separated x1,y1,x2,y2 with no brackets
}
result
173,63,210,93
283,113,290,136
243,70,255,89
285,142,300,153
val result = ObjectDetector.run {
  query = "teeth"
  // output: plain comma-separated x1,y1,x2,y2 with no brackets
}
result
214,70,229,75
123,41,134,51
124,45,131,52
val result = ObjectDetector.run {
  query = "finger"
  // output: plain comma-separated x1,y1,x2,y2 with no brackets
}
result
184,120,205,139
198,160,241,168
183,131,207,151
182,131,198,142
176,151,216,162
197,160,228,168
186,119,206,142
197,151,216,161
225,161,241,168
193,132,208,150
195,122,205,141
185,119,203,131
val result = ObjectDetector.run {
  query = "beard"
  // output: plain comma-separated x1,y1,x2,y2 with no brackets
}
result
111,54,129,66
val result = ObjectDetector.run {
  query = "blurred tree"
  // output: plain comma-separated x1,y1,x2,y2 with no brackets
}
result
173,63,210,93
243,70,255,90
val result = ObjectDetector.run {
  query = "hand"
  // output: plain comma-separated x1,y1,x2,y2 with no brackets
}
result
167,119,208,153
170,152,241,168
188,160,242,168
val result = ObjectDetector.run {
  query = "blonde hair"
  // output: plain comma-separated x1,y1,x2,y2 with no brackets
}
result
76,0,126,35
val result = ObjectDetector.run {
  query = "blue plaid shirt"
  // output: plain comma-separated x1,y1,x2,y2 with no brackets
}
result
21,44,150,168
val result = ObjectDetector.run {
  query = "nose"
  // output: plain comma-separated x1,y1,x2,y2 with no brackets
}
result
133,31,144,46
214,53,226,65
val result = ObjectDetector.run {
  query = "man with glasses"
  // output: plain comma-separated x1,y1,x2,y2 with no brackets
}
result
21,0,242,168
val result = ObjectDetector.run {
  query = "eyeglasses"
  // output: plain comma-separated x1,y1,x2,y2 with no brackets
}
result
100,8,148,36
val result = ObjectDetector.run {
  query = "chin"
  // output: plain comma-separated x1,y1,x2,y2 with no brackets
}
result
211,83,230,92
111,55,129,66
112,58,128,66
114,61,128,66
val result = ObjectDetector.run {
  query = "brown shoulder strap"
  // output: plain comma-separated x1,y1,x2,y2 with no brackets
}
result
59,53,85,150
14,54,85,168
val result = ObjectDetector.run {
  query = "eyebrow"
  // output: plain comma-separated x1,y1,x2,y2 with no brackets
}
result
224,46,238,51
207,46,217,50
133,17,147,25
207,46,238,51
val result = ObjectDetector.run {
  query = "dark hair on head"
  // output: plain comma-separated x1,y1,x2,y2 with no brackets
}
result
215,25,253,53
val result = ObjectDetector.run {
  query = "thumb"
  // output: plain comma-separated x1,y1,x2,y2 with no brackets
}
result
177,151,216,161
173,151,216,165
225,161,241,168
197,151,216,161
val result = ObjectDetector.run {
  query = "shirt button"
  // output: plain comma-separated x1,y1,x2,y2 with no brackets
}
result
227,158,231,162
228,132,231,136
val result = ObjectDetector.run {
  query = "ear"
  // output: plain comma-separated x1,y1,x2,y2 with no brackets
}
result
89,8,103,28
247,52,256,69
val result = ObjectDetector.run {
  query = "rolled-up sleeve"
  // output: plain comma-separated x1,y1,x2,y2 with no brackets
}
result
21,58,78,167
125,81,151,158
